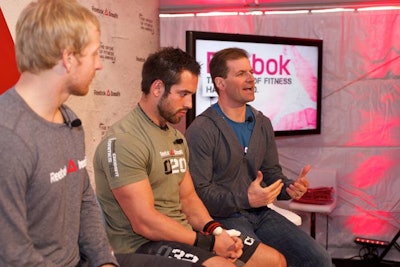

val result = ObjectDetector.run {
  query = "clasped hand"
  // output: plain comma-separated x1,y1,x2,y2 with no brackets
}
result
214,230,243,261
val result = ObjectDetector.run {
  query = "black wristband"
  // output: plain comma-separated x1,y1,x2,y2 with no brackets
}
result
193,232,215,252
203,220,223,234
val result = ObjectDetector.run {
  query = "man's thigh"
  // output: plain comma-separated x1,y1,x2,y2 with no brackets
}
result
115,251,202,267
256,211,332,266
136,240,214,265
231,209,331,267
134,238,260,266
237,235,260,263
215,213,261,243
216,208,302,245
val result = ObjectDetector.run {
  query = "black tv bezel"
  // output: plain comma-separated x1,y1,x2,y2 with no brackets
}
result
185,30,323,137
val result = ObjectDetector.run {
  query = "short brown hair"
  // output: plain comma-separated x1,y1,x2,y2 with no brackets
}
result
141,47,201,95
209,47,249,94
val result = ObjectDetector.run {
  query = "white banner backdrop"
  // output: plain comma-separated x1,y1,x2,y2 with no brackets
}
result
66,0,160,181
160,11,400,261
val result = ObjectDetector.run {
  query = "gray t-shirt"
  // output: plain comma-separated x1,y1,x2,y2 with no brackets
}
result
0,88,117,267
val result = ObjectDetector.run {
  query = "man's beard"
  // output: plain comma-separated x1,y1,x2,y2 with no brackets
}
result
157,96,183,125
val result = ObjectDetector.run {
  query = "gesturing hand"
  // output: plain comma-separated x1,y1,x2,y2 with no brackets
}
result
248,171,283,208
286,165,311,200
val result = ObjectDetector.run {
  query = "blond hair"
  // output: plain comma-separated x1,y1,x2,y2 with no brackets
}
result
15,0,100,73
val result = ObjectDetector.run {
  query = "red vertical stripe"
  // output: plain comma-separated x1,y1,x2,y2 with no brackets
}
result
0,8,20,94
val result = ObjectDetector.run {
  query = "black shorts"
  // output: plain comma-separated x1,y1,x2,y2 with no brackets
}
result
114,252,202,267
133,235,260,265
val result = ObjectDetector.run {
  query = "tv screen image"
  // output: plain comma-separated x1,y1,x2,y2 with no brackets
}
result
186,31,323,136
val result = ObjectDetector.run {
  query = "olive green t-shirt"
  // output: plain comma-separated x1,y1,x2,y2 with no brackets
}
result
94,106,192,253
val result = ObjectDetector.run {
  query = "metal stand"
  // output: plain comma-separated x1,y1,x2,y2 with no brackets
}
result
310,212,316,238
377,229,400,263
310,212,330,250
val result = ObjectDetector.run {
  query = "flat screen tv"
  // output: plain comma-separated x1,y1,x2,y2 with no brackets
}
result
185,31,323,136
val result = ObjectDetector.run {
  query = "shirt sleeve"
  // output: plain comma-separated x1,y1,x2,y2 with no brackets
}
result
0,128,58,266
78,174,119,267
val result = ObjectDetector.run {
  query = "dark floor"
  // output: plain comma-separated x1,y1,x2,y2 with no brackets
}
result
333,258,400,267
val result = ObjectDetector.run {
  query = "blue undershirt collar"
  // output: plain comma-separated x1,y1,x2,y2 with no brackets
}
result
213,103,254,155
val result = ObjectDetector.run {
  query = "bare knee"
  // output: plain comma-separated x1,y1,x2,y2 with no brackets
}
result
202,255,236,267
277,251,287,267
244,243,287,267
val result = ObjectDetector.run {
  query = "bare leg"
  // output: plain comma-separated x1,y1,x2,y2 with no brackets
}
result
202,255,237,267
244,243,287,267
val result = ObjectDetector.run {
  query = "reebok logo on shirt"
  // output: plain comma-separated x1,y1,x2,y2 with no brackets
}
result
49,157,87,183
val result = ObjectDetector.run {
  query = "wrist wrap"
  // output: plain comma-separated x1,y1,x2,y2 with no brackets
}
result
203,220,224,234
193,232,215,252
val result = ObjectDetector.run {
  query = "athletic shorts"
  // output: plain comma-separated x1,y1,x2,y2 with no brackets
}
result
133,235,260,266
114,252,201,267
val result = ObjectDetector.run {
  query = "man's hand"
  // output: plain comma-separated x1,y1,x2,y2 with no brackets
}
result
213,230,243,260
286,165,311,200
248,171,283,208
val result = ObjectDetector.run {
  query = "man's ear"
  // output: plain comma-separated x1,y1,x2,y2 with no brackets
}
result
151,79,164,97
214,77,225,91
61,49,74,72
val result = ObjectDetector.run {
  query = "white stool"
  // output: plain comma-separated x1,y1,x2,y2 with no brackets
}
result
268,203,302,226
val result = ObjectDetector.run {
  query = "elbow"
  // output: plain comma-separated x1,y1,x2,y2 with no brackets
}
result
129,217,154,238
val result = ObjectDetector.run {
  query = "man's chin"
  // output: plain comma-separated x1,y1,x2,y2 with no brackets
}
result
168,115,184,125
70,87,89,97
